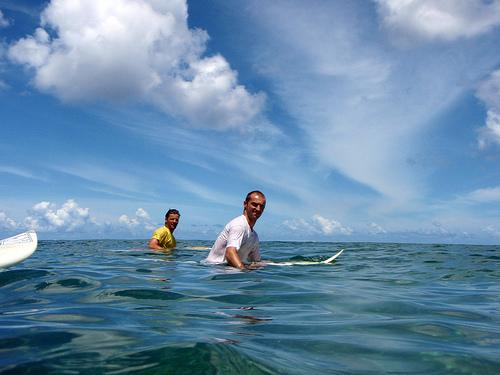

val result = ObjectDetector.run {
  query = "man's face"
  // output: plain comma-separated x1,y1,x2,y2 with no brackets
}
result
244,193,266,222
165,214,180,232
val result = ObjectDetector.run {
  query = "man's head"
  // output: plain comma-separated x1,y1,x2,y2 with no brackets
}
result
164,209,180,232
243,191,266,227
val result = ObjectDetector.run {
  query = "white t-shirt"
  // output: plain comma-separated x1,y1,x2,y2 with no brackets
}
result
206,215,261,264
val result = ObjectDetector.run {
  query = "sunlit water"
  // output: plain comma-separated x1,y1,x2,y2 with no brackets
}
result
1,240,499,374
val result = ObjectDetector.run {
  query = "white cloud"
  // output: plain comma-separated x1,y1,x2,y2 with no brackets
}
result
0,10,10,28
396,223,469,240
482,225,500,237
0,29,8,91
464,186,500,203
8,28,51,67
476,71,500,148
376,0,500,41
429,221,450,235
477,69,500,110
151,54,265,129
282,215,352,236
478,111,500,148
282,218,317,234
118,208,156,231
0,211,18,230
369,222,387,235
312,214,353,235
2,200,160,236
8,0,264,129
23,199,97,232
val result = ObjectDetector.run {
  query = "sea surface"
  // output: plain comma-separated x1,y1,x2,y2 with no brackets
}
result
0,240,499,374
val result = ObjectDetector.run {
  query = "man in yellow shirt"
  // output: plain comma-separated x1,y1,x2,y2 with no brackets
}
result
148,209,180,250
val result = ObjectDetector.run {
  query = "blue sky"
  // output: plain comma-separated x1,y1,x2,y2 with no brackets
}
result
1,0,500,244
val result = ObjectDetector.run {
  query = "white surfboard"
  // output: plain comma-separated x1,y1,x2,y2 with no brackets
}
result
184,246,211,251
0,230,38,268
265,249,344,266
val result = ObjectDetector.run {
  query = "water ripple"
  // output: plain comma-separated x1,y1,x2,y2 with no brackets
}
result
0,240,499,374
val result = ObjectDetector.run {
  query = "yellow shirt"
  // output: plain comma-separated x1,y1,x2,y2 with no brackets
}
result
151,226,176,249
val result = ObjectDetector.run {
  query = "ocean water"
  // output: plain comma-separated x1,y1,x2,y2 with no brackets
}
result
0,240,499,374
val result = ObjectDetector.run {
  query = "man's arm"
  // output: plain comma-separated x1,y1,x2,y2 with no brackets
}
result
225,247,245,269
148,238,163,250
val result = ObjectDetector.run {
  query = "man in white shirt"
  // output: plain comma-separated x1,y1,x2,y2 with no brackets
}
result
206,191,266,269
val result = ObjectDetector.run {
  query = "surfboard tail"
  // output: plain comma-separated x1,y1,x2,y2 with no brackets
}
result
321,249,344,264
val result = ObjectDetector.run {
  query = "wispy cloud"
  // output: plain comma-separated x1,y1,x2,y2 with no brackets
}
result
482,225,500,237
0,165,47,181
463,186,500,203
92,106,320,212
244,2,421,201
0,10,10,28
242,0,500,206
8,0,264,129
51,162,155,198
164,172,239,206
376,0,500,41
477,71,500,148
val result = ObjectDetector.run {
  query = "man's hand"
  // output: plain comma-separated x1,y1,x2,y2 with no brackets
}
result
245,262,264,270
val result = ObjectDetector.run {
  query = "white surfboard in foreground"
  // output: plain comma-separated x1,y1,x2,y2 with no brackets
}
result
266,249,344,266
0,230,38,268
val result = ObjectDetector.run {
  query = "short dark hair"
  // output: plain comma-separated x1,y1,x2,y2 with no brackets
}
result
245,190,265,202
165,209,180,219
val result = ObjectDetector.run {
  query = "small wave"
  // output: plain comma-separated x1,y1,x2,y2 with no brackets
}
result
35,277,99,292
113,288,184,300
0,269,51,287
